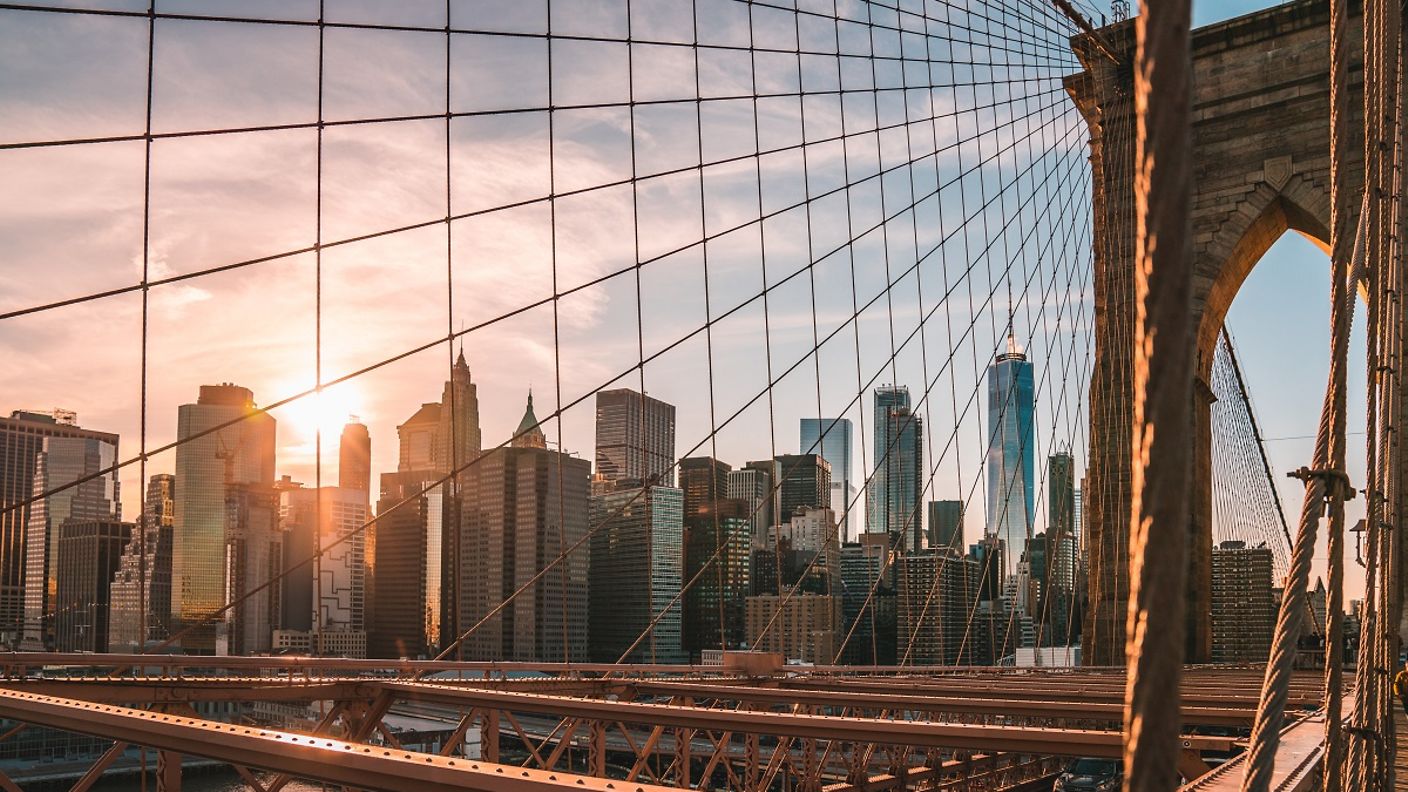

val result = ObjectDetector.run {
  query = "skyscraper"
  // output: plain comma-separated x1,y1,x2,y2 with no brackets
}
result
108,474,176,651
682,499,752,655
1211,540,1275,663
588,483,685,663
219,483,280,656
367,470,447,659
774,453,831,524
53,519,132,653
897,548,980,665
594,389,676,487
1048,452,1075,542
985,337,1035,576
172,384,277,653
458,394,592,662
867,387,924,551
397,403,441,473
278,484,371,653
799,418,854,539
728,460,778,548
678,456,731,519
927,500,964,552
436,350,482,481
22,422,122,649
3,408,116,645
339,420,371,495
838,533,897,665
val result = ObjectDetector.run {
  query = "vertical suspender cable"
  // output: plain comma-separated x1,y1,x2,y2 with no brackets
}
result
1245,0,1358,784
1122,1,1194,790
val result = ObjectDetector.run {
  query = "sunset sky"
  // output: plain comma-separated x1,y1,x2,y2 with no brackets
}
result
1,0,1365,597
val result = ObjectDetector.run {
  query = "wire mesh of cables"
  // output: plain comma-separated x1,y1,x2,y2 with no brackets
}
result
0,0,1097,670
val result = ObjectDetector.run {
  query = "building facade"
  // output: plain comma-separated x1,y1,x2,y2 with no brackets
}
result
985,340,1035,576
927,500,964,552
588,484,685,663
459,406,592,662
897,549,980,665
728,461,777,549
367,471,446,659
799,418,854,539
838,533,897,665
745,593,840,663
339,420,372,495
1211,540,1275,663
278,485,370,653
20,420,121,649
53,519,133,652
682,499,752,655
774,453,831,524
0,410,121,646
678,456,731,519
108,474,175,651
867,387,924,551
172,384,276,653
594,389,676,487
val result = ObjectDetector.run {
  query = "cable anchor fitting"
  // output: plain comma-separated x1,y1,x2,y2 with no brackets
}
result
1287,466,1356,514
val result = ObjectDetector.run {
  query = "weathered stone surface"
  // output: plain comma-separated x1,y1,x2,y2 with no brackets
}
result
1065,0,1363,666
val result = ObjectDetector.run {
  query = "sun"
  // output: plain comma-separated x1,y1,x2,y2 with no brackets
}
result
277,381,365,441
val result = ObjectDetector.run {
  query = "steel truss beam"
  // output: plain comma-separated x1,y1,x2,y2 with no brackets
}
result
0,689,680,792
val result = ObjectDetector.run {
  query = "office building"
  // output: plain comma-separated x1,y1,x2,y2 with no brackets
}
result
279,485,370,642
728,460,777,548
867,387,924,551
683,499,752,655
217,483,280,656
172,384,276,653
678,456,731,519
594,389,676,486
339,420,371,495
108,474,176,651
368,471,448,659
397,403,441,473
15,414,121,650
588,483,685,663
1023,531,1078,646
744,593,840,663
799,418,854,539
897,549,980,665
769,506,837,554
1048,452,1076,541
1,410,122,645
775,453,831,524
838,533,898,665
458,396,592,662
927,500,964,552
1211,540,1275,663
436,350,482,481
53,519,133,652
985,337,1035,576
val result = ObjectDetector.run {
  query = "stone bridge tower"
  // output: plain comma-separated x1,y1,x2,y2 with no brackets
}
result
1067,0,1363,666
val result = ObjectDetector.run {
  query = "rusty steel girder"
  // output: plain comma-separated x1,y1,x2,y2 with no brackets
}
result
0,688,682,792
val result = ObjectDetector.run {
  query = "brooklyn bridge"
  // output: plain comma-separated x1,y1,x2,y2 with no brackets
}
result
0,0,1403,790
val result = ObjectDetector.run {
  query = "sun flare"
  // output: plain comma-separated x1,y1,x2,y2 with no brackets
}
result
276,382,365,440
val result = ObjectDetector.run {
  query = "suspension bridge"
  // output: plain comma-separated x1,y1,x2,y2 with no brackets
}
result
0,0,1403,789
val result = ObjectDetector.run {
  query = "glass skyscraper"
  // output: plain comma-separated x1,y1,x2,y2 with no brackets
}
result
1,410,119,648
588,484,685,663
867,386,924,551
172,384,276,653
985,338,1035,577
799,418,854,539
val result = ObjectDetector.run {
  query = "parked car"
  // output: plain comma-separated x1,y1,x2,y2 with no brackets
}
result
1053,758,1121,792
